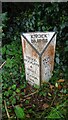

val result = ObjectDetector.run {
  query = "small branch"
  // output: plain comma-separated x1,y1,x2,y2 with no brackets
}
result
60,94,68,97
0,61,6,69
4,100,10,119
50,94,56,108
63,94,68,96
24,90,38,98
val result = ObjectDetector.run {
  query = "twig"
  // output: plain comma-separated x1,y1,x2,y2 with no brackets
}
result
39,94,56,119
4,100,10,119
50,94,56,108
0,61,6,69
62,94,68,96
24,90,38,98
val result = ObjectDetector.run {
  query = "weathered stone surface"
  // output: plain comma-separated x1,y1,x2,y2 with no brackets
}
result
21,32,56,86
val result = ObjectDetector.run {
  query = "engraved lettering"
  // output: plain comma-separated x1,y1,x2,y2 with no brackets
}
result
43,56,51,77
31,34,48,43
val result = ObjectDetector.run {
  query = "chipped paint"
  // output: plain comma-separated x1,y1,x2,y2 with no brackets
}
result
21,32,56,86
41,36,56,83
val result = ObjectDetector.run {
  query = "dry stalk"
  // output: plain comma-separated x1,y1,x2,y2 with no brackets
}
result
0,61,6,69
24,90,38,98
50,94,56,108
4,100,10,119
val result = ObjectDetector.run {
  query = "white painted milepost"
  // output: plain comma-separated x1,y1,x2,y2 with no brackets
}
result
21,32,56,86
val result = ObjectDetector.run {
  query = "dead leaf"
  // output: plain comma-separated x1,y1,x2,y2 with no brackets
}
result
48,93,52,96
55,83,58,88
10,72,13,75
58,79,65,83
26,114,30,118
42,103,49,109
19,104,23,107
24,89,26,93
58,84,62,90
26,97,31,100
50,84,54,90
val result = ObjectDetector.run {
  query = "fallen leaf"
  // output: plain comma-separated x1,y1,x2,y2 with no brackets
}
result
24,89,26,93
26,114,30,118
48,93,52,96
42,103,49,109
58,84,62,90
26,97,31,100
10,72,13,75
55,83,58,88
58,79,65,83
50,85,54,90
20,104,23,107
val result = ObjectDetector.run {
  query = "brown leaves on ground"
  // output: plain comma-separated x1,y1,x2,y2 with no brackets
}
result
4,81,67,119
49,84,54,90
58,84,62,90
26,114,30,118
58,79,65,83
42,103,49,109
24,89,26,94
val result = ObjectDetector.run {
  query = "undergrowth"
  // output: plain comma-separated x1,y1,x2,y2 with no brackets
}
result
1,2,68,119
2,40,68,119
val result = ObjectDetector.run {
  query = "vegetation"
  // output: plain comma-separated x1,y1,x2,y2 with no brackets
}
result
1,2,68,119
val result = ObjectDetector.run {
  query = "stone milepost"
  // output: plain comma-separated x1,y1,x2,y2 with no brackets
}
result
21,32,56,86
24,55,39,85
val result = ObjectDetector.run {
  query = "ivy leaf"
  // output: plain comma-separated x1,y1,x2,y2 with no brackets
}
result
56,56,60,64
2,46,6,55
34,84,39,89
16,88,20,93
11,84,16,90
66,40,68,45
12,98,16,105
14,106,25,119
64,46,68,52
60,22,68,30
5,58,13,68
